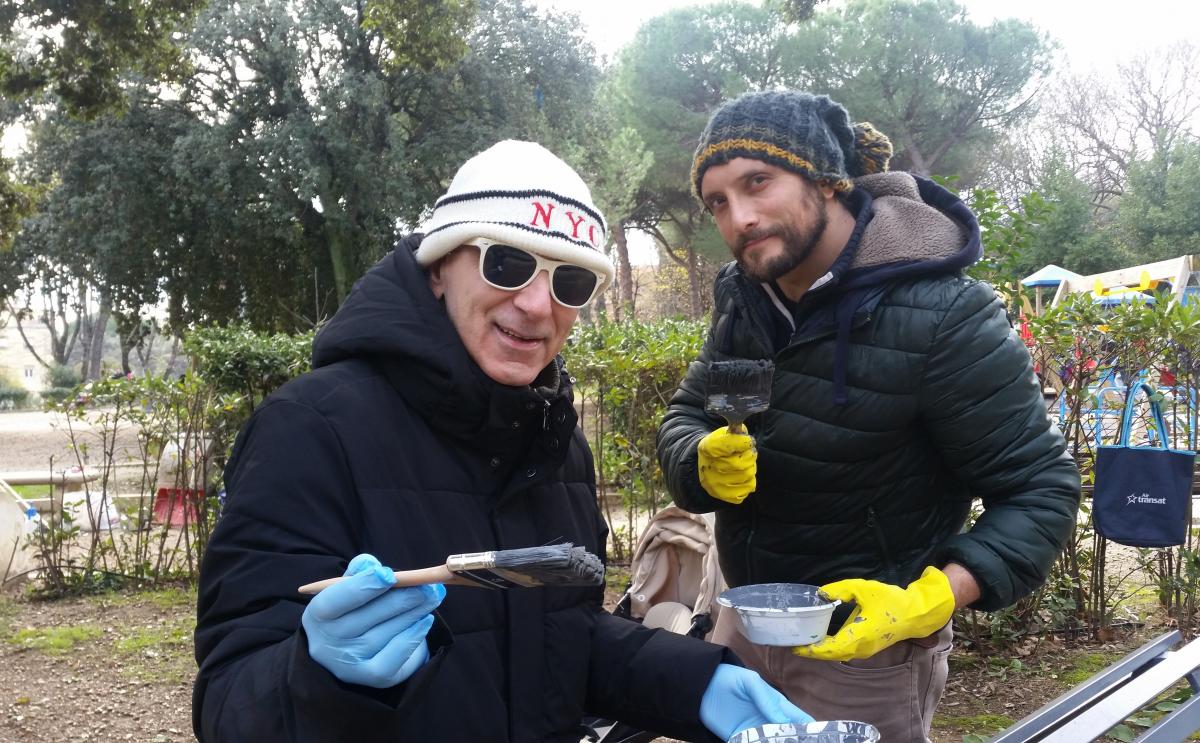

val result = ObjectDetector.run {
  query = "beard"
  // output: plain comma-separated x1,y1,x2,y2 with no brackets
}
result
734,197,828,284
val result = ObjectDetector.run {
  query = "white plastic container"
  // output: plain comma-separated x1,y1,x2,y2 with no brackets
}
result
727,720,880,743
715,583,840,646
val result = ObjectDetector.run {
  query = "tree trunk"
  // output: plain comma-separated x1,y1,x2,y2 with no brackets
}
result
328,231,351,306
135,327,157,374
166,336,182,378
82,295,111,380
115,311,154,375
612,223,635,320
686,243,702,319
903,134,931,176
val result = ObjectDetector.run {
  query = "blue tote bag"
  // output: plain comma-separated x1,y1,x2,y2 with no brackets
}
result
1093,382,1195,548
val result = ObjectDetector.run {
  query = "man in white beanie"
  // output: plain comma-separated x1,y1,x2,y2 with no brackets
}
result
193,140,812,742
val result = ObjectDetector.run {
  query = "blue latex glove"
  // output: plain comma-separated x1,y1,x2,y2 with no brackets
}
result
700,664,813,742
301,553,445,688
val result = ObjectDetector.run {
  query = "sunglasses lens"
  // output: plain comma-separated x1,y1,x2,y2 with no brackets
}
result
552,265,599,308
481,244,538,289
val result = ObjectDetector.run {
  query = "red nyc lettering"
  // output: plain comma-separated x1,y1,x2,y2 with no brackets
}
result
565,211,585,238
531,202,554,228
529,201,601,246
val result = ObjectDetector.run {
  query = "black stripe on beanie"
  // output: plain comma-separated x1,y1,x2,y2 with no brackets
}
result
433,189,605,228
421,220,603,251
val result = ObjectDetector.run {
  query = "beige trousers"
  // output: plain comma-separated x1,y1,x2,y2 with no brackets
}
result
710,604,953,742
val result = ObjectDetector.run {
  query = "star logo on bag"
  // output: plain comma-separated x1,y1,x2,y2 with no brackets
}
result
1128,494,1138,505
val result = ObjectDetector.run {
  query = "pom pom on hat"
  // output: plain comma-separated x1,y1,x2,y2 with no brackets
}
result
416,140,615,293
849,122,893,177
691,90,893,200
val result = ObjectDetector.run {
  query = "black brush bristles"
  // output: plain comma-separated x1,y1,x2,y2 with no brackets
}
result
446,544,605,588
706,359,775,433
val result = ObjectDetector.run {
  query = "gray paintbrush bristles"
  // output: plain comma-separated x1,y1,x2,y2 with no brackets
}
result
706,359,775,430
447,544,605,588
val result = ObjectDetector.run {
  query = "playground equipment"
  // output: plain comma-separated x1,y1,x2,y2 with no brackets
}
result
1049,255,1200,309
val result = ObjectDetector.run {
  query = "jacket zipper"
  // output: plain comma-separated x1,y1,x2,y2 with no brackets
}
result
866,505,899,585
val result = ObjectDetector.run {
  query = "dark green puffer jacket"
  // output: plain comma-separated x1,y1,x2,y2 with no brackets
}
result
657,172,1081,611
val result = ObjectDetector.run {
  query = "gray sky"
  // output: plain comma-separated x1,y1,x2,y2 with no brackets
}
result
537,0,1199,75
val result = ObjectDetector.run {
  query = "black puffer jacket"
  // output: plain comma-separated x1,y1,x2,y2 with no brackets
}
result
193,236,730,742
658,173,1080,611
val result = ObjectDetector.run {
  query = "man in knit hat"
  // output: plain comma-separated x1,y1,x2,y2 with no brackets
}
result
193,140,814,742
658,92,1081,740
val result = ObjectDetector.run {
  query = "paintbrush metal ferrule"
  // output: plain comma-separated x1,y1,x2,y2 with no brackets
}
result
445,551,499,571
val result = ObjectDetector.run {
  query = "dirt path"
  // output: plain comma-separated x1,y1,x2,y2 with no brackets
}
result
0,588,194,743
0,411,146,473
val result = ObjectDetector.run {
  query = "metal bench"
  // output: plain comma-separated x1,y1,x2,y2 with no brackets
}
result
991,630,1200,742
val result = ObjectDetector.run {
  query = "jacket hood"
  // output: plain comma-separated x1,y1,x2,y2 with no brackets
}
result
311,234,570,443
841,171,980,287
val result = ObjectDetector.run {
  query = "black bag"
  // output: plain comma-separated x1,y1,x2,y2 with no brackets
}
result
1093,381,1195,548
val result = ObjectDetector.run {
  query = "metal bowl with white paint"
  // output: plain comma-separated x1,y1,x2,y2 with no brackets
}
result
726,720,880,743
715,583,840,646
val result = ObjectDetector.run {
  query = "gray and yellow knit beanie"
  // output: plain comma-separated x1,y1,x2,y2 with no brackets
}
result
691,90,893,200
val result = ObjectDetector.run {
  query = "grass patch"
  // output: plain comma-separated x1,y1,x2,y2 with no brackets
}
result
1060,651,1118,686
948,653,983,671
99,585,196,610
143,586,197,610
115,621,196,685
933,713,1014,733
8,624,103,654
7,483,53,500
115,621,192,654
0,596,18,637
604,564,630,596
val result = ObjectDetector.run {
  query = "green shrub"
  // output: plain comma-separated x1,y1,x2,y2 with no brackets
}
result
40,363,82,405
0,372,29,408
184,324,314,411
565,317,707,560
47,363,81,389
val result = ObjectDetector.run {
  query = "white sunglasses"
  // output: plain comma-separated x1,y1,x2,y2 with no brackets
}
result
464,239,604,309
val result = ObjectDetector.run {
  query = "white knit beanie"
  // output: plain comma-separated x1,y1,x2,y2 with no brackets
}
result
416,140,615,293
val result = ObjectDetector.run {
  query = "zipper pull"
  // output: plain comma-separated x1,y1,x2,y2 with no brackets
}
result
542,400,551,431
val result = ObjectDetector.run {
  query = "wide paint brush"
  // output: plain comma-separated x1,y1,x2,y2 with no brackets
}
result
705,359,775,434
298,543,605,594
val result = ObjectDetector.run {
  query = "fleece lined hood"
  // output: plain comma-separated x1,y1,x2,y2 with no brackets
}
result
843,171,980,283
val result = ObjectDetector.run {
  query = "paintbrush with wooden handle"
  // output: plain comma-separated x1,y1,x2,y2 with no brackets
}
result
298,543,605,594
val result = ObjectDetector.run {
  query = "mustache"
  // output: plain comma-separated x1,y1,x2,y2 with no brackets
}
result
735,227,782,253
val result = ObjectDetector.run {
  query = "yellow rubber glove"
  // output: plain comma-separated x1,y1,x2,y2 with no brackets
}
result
697,426,757,504
792,566,955,661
